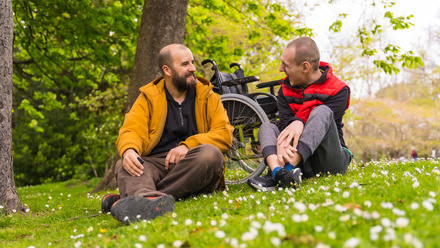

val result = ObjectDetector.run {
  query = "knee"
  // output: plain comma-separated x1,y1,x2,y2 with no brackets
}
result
310,105,333,120
258,122,278,138
115,159,123,179
197,144,223,167
259,122,277,131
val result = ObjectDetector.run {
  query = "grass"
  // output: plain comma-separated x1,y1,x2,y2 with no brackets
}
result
1,159,439,248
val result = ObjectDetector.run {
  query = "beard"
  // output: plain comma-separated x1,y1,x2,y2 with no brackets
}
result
172,71,197,92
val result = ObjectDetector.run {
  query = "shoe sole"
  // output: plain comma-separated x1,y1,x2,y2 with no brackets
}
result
111,195,175,225
101,193,120,214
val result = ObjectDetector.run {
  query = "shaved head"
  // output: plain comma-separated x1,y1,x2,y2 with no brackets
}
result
158,44,191,75
286,37,320,71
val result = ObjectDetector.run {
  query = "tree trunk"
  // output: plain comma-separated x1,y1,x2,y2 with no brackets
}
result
91,0,189,193
0,0,26,213
89,154,119,193
124,0,189,113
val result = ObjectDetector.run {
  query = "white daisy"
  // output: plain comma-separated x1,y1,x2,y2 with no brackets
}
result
215,230,226,239
344,237,360,248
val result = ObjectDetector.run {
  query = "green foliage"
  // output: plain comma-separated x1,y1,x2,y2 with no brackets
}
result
354,1,423,75
329,20,343,33
384,11,414,30
373,60,400,74
12,0,141,185
401,51,424,69
371,45,424,74
2,160,440,247
187,0,312,81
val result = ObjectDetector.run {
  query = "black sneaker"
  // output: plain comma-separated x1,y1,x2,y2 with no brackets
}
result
101,193,120,214
110,195,175,225
247,170,277,191
274,167,302,188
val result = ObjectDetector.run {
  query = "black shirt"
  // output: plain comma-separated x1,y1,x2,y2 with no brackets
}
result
149,86,198,155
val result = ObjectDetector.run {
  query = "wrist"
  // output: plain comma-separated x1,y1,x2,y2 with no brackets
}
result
123,148,138,158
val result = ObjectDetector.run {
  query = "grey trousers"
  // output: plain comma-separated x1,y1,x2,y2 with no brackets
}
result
115,144,224,199
258,105,351,178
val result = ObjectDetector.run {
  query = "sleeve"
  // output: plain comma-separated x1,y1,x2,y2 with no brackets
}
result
115,94,150,158
181,93,233,154
322,87,349,121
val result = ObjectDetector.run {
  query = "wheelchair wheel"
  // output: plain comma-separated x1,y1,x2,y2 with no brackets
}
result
221,94,269,184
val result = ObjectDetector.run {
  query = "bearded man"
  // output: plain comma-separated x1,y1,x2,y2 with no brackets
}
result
101,44,233,225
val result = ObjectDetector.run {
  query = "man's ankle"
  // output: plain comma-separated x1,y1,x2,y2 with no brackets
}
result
272,166,282,179
284,163,294,171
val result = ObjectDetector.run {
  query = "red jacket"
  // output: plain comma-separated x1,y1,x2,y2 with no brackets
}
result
277,62,350,148
281,61,350,124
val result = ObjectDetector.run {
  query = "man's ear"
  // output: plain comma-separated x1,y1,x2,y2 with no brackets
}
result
163,65,172,77
301,61,311,73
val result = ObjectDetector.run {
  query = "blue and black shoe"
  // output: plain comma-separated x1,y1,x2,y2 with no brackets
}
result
247,169,277,191
274,167,302,188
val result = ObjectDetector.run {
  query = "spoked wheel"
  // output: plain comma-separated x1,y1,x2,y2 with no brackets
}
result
221,94,269,184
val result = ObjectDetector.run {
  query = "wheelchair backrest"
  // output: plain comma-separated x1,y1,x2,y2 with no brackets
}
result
210,66,249,95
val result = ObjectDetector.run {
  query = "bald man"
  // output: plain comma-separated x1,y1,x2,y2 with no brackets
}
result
248,37,352,191
101,44,233,225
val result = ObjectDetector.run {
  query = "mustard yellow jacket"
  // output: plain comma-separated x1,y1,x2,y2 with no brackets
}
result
116,76,233,158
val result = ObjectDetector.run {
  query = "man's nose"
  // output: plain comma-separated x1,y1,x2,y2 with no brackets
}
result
279,64,284,72
189,63,196,72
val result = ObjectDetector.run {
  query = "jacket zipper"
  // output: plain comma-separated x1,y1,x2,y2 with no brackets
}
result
179,106,184,126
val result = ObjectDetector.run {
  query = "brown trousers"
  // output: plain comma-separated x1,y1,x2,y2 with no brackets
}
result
115,144,224,199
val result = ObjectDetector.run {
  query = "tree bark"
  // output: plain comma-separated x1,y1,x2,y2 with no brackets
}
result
91,0,189,193
0,0,26,213
89,154,119,193
124,0,189,113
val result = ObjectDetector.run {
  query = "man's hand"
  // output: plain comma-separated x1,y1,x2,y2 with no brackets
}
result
165,145,189,169
277,120,304,149
122,149,144,177
277,143,297,164
277,120,304,164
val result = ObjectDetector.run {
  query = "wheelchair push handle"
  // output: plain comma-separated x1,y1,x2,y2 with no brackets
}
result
201,58,216,66
201,59,219,72
229,62,242,69
202,59,223,84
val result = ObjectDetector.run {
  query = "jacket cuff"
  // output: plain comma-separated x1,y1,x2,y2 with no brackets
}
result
287,117,305,127
294,117,306,125
118,144,141,158
180,139,198,150
262,145,277,160
296,141,311,162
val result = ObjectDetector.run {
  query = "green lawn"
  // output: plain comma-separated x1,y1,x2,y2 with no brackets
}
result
1,159,439,247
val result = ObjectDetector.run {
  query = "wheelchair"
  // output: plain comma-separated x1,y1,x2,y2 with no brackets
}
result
202,59,281,184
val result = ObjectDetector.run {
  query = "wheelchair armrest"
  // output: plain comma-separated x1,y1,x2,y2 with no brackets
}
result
256,80,281,95
256,80,281,89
